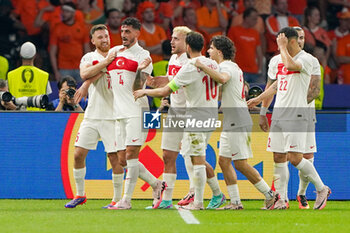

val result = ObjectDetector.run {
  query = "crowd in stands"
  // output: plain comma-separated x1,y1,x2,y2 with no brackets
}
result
1,0,350,88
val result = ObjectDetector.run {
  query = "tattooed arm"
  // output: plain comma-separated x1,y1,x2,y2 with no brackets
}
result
133,58,152,91
307,74,321,104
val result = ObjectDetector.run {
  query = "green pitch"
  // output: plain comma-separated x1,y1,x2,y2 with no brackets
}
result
0,200,349,233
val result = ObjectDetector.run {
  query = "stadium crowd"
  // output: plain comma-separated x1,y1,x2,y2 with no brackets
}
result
1,0,350,86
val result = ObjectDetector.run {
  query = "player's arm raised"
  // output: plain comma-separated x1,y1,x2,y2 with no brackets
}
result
194,59,230,84
278,33,302,71
80,50,116,80
307,74,321,104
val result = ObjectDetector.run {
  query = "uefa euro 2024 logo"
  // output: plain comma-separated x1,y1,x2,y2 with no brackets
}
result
143,110,161,129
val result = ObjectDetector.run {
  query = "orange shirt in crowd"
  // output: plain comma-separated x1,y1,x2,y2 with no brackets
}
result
138,25,167,63
196,6,228,38
231,14,265,34
265,15,299,54
288,0,307,15
15,0,41,35
304,27,332,48
336,34,350,84
38,1,85,30
49,22,90,69
108,26,122,47
227,25,261,73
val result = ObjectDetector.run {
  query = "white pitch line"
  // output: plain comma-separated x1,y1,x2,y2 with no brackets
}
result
175,205,200,224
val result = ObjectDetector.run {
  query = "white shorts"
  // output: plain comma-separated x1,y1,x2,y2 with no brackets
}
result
161,131,184,152
74,119,117,153
267,120,307,154
181,132,212,157
115,117,147,149
304,120,317,153
219,127,253,160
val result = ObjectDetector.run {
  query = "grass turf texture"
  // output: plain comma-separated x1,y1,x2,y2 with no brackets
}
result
0,200,349,233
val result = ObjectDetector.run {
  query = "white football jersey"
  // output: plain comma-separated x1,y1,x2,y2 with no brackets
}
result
268,50,313,120
219,61,252,129
172,56,219,109
79,50,114,120
107,43,153,119
167,53,188,108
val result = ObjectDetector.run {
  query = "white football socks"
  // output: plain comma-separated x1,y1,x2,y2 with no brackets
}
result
296,158,324,191
163,173,177,201
227,184,241,204
112,173,124,202
123,159,139,202
273,162,289,201
73,167,86,196
193,165,206,205
254,179,274,200
184,156,195,192
138,162,157,188
298,158,314,196
207,177,221,196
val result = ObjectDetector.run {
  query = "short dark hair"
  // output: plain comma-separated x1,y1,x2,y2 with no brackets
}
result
105,8,120,18
277,27,299,40
210,36,236,60
121,17,141,30
162,39,172,56
185,31,204,52
243,7,257,19
58,75,76,90
90,24,108,37
0,79,7,89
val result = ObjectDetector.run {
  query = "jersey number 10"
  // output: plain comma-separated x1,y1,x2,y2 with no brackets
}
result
202,75,218,101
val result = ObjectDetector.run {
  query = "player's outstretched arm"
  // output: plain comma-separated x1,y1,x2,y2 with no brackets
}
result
194,59,230,84
134,85,172,100
307,74,321,103
247,81,277,108
80,50,116,80
146,75,170,88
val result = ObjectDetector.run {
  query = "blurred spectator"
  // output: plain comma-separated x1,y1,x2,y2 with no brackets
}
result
52,75,87,111
0,0,26,70
106,8,122,47
230,0,265,34
287,0,307,23
171,0,201,26
303,6,331,58
196,0,228,39
0,79,17,110
7,42,52,111
149,0,173,34
327,0,350,30
328,8,350,83
76,0,105,24
336,25,350,84
183,7,210,54
255,0,271,20
152,39,172,77
122,0,139,19
14,0,41,36
265,0,299,57
49,2,90,82
138,1,167,63
227,7,264,84
105,0,124,11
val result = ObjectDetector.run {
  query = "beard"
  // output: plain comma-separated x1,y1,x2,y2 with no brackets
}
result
97,44,110,52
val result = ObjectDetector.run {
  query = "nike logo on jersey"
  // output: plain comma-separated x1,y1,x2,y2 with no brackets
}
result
132,139,139,142
290,145,297,148
232,153,238,157
310,146,315,149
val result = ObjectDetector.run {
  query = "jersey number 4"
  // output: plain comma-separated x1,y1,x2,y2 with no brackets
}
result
202,75,218,101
